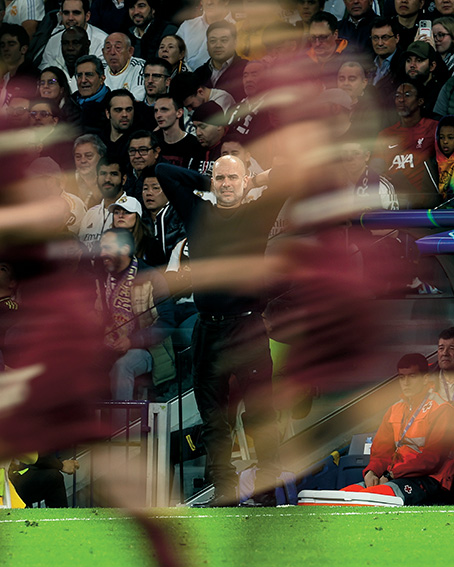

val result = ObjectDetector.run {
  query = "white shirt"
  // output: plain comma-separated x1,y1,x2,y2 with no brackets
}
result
183,88,235,135
103,57,145,100
57,65,78,93
67,72,78,94
438,370,454,403
40,23,107,71
209,55,234,86
63,191,87,234
209,87,235,113
166,238,193,304
78,192,125,251
4,0,45,24
242,158,266,202
176,12,236,71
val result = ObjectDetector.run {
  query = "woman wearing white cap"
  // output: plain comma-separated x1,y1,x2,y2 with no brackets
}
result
109,195,164,266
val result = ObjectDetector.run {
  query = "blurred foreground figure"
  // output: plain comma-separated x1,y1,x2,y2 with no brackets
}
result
0,122,183,567
0,125,109,457
342,354,454,505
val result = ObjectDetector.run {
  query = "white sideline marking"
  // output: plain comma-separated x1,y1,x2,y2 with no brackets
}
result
1,508,454,524
0,517,134,524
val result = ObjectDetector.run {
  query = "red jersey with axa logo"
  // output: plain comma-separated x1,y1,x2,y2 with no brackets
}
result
375,117,437,192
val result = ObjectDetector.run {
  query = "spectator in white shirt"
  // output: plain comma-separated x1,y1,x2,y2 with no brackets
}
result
102,32,145,100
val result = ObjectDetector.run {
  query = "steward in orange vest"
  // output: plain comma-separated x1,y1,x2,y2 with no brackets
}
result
343,353,454,505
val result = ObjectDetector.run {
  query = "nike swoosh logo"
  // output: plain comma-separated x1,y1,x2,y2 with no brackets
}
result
388,144,398,149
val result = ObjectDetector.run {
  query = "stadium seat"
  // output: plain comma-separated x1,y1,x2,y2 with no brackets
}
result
335,433,375,489
335,454,371,489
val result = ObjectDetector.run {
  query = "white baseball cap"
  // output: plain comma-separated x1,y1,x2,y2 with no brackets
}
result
108,195,143,217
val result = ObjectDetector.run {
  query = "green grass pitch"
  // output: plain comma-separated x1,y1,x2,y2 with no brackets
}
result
1,506,454,566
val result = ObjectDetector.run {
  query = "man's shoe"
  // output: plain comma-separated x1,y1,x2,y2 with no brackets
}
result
192,493,238,508
240,489,277,507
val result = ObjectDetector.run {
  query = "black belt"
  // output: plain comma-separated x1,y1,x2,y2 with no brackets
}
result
199,311,254,322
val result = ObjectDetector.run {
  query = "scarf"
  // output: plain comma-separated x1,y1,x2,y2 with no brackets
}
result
77,84,109,106
435,145,454,202
104,257,138,347
435,116,454,202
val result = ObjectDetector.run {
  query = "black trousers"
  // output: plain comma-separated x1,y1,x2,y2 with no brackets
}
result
389,476,448,506
10,468,68,508
192,312,280,495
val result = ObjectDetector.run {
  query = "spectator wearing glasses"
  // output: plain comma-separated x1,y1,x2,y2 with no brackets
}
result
124,129,163,204
38,66,81,126
29,98,59,129
369,17,401,127
135,57,171,130
370,17,401,85
3,91,31,129
295,0,326,50
373,80,440,209
29,98,75,171
305,11,353,88
433,17,454,72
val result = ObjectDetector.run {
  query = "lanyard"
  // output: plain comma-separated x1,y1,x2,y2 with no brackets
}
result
395,392,431,450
